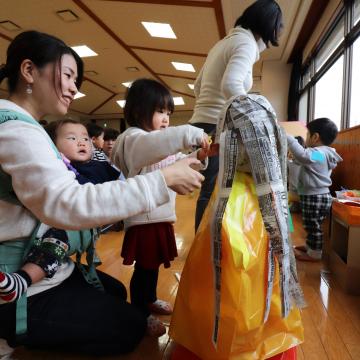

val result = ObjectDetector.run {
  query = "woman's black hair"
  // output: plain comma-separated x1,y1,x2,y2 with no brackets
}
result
124,78,174,130
234,0,283,47
0,30,83,93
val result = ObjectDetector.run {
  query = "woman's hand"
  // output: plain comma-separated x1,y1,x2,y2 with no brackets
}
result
161,157,204,195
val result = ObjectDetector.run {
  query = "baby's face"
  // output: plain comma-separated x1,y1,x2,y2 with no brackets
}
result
56,123,92,162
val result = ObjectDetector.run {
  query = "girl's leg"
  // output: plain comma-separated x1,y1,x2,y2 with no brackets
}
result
130,265,165,336
130,264,158,314
1,267,146,356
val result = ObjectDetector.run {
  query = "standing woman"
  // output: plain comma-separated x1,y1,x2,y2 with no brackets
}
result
0,30,203,355
190,0,283,231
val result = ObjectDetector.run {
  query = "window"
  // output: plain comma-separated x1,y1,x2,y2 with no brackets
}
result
314,55,343,129
354,0,360,25
315,17,344,72
298,91,308,123
301,67,311,90
350,37,360,127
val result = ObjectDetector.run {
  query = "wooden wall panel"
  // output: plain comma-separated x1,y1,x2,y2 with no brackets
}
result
331,125,360,191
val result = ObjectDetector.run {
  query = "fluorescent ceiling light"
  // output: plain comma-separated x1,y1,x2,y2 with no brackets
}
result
117,100,126,108
171,62,195,72
173,97,185,106
71,45,98,58
141,22,176,39
188,84,194,90
122,82,132,88
74,91,85,99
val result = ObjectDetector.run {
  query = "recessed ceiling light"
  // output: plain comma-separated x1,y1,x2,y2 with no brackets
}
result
171,62,195,72
56,10,79,22
188,84,194,90
117,100,126,108
0,20,21,31
141,22,176,39
122,82,132,88
173,97,185,106
71,45,98,58
74,92,86,99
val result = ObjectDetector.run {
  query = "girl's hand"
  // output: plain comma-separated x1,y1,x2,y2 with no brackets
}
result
161,157,204,195
197,143,219,161
200,134,210,152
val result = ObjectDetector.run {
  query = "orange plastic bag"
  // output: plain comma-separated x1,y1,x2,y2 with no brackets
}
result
169,172,304,359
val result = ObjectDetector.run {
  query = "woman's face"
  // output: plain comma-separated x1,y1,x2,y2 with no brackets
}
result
56,123,92,162
33,54,78,118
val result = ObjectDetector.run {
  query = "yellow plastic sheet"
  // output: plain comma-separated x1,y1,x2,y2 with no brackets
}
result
169,172,304,360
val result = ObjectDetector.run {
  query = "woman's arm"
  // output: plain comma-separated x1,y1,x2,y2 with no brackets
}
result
287,135,320,165
0,121,203,230
113,125,206,175
194,66,204,98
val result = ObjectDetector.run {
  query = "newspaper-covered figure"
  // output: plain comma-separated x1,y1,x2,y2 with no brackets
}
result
211,94,306,345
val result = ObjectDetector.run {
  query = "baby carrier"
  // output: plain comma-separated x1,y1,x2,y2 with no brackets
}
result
0,109,103,339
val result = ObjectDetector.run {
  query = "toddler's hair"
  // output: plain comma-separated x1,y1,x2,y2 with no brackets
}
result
45,119,82,143
104,128,120,141
307,118,338,145
86,123,104,138
124,78,174,130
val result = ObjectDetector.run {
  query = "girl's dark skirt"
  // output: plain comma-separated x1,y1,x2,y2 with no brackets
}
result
121,222,177,269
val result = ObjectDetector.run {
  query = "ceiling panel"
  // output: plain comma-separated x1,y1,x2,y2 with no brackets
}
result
83,1,220,54
159,75,196,97
133,49,205,77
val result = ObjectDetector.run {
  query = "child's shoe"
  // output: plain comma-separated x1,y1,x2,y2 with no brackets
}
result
148,299,173,315
146,315,166,337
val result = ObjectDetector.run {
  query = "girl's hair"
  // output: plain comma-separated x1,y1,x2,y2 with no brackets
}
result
45,119,83,143
124,78,174,130
0,30,83,94
234,0,283,47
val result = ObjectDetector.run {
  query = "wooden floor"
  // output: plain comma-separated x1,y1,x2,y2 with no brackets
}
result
6,192,360,360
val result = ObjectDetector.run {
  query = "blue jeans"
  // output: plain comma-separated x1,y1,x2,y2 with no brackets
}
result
191,123,219,232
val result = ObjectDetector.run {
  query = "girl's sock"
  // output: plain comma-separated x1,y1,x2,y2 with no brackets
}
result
0,270,32,302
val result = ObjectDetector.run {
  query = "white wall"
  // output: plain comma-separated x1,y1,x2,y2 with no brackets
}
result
261,60,292,122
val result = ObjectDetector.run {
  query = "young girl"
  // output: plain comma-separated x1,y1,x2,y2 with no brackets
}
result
111,78,210,337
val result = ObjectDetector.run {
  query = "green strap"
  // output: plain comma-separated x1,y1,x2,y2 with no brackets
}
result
0,109,61,205
0,239,28,336
75,229,104,292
